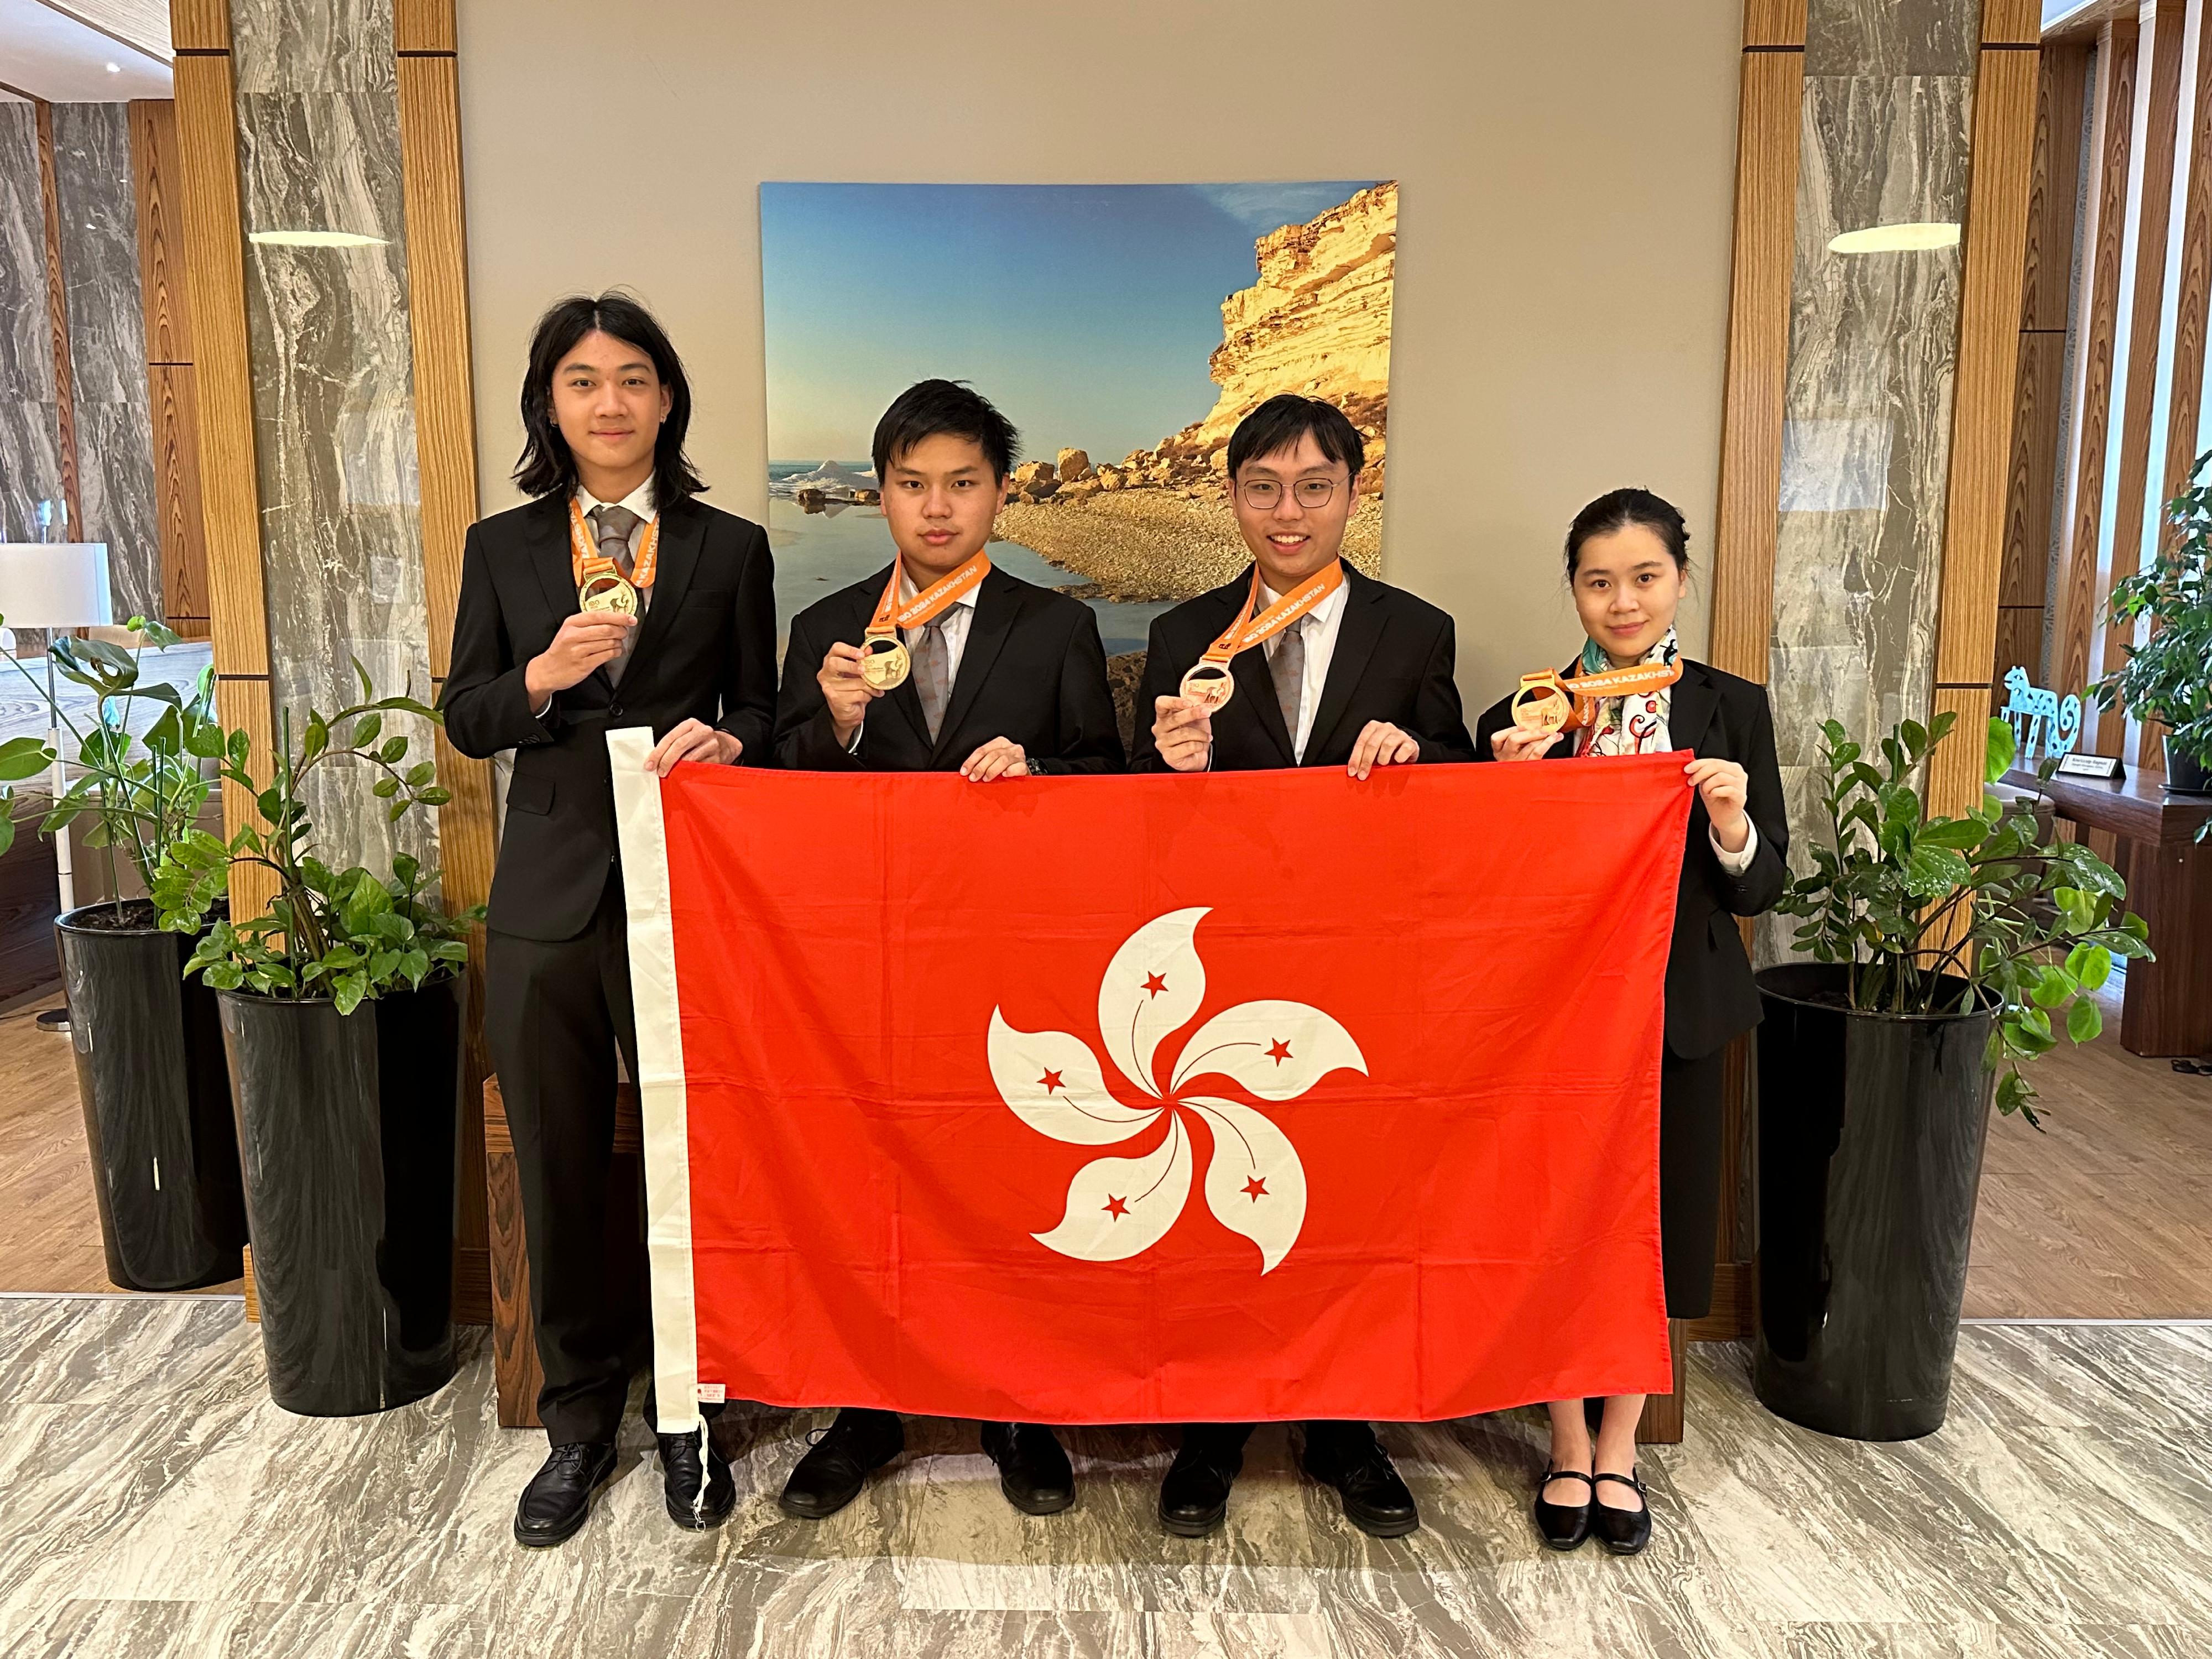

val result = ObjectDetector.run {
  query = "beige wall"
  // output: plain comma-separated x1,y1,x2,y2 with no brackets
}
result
455,1,1743,706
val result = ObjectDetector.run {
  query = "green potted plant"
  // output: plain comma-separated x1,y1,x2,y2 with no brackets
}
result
153,665,482,1416
1757,711,2150,1441
2096,452,2212,795
0,618,246,1292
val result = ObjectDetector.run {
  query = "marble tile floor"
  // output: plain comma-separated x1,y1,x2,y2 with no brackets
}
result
1,1295,2207,1658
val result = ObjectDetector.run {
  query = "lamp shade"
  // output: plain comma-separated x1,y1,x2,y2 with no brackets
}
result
0,543,114,629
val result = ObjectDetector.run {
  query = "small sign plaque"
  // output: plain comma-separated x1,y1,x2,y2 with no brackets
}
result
2054,752,2124,780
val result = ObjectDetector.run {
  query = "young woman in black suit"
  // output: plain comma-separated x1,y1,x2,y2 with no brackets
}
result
1473,488,1787,1557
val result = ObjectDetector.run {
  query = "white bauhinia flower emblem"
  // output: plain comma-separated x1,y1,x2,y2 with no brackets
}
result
987,907,1365,1274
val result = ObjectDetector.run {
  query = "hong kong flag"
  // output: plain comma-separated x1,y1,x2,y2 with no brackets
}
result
608,731,1689,1433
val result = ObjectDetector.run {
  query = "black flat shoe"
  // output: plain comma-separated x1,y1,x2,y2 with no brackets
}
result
779,1407,904,1520
981,1421,1075,1515
1300,1427,1420,1539
513,1440,617,1549
658,1428,735,1531
1532,1468,1593,1551
1592,1468,1652,1555
1159,1442,1241,1537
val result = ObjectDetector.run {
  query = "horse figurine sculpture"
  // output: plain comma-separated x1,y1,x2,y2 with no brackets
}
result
2001,665,2082,759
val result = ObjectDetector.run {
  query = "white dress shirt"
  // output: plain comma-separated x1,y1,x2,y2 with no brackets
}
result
531,478,660,719
1259,575,1349,763
847,567,979,753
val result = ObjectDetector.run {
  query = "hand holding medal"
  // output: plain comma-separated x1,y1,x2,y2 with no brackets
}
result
1493,656,1683,760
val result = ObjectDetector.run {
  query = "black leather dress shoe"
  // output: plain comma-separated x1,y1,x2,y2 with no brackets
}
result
779,1407,904,1520
1532,1468,1594,1551
1592,1468,1652,1555
659,1428,735,1530
513,1441,617,1548
1159,1441,1241,1537
980,1421,1075,1515
1300,1426,1420,1538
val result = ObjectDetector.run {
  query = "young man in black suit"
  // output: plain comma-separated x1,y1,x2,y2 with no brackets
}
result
773,379,1123,1520
442,293,775,1548
1133,394,1474,1540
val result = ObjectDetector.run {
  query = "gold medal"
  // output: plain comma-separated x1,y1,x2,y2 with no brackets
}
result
578,571,639,615
859,635,911,691
1510,674,1572,732
1178,661,1235,712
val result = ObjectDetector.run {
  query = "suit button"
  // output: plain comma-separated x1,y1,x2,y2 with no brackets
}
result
608,703,623,717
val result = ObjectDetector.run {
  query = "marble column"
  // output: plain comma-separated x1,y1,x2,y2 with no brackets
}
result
1762,0,1981,959
228,0,437,876
50,102,164,628
0,101,69,557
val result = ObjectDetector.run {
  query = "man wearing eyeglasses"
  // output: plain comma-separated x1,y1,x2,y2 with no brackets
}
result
1131,393,1473,1540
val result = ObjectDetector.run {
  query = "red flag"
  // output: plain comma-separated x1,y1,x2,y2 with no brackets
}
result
611,732,1689,1431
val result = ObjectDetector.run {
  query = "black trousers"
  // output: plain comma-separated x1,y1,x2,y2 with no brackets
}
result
1658,1044,1726,1322
487,876,716,1444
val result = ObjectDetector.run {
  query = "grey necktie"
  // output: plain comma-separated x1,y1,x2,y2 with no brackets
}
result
591,503,641,685
1271,614,1307,757
915,613,952,743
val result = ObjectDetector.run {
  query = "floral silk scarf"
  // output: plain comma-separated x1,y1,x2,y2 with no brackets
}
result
1574,627,1680,758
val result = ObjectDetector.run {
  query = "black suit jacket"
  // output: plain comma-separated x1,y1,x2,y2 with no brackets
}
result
1129,565,1474,771
1473,656,1788,1059
440,492,777,942
775,564,1124,774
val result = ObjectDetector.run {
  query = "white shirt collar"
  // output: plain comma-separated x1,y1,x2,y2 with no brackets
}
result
898,559,982,611
1258,567,1350,624
574,477,658,521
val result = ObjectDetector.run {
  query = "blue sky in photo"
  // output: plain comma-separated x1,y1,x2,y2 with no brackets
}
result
760,181,1378,467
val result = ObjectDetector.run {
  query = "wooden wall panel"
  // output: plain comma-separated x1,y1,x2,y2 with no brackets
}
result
1708,43,1804,682
2023,45,2091,332
2002,331,2067,612
2142,5,2212,774
128,100,191,365
171,45,275,919
130,98,208,641
2051,22,2140,714
1983,0,2042,47
33,101,82,542
1929,687,1995,828
1743,0,1806,50
395,0,492,1324
2095,9,2188,759
149,366,208,639
1933,44,2042,732
168,0,228,52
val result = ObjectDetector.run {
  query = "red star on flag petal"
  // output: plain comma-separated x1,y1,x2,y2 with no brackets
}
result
1242,1176,1268,1201
1103,1194,1130,1219
1141,972,1168,998
1038,1069,1064,1094
1266,1039,1293,1065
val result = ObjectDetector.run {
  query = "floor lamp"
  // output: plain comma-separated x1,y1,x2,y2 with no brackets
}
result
0,540,115,1032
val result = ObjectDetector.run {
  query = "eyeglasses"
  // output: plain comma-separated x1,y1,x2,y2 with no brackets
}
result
1237,477,1343,510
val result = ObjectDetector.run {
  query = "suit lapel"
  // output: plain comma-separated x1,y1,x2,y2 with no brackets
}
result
621,496,705,692
853,564,932,750
1667,659,1718,755
1303,567,1385,765
931,566,1020,764
524,494,614,697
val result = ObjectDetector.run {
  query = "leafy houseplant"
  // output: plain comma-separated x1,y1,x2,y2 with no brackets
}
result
0,617,220,907
2095,451,2212,804
152,664,480,1013
151,665,480,1416
1774,710,2151,1126
1755,708,2152,1442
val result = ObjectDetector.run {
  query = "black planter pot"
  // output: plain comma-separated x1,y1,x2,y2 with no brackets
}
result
1752,962,1997,1441
56,901,247,1291
222,974,464,1416
2163,735,2210,795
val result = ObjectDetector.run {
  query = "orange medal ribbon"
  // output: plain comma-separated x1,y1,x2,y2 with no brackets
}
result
1178,560,1345,712
568,498,660,615
857,550,993,691
1510,656,1682,733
